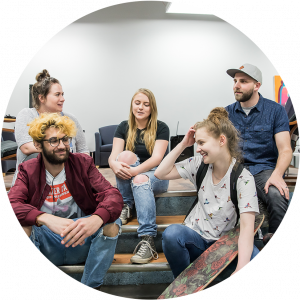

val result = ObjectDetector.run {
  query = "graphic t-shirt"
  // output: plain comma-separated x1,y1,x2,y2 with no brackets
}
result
175,156,259,241
40,168,84,219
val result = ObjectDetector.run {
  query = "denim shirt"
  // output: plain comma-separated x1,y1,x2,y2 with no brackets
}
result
225,94,290,175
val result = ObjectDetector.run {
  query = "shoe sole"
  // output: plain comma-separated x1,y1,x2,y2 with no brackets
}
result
130,256,154,264
120,216,132,225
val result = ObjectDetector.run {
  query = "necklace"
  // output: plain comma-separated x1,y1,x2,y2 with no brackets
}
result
212,172,222,181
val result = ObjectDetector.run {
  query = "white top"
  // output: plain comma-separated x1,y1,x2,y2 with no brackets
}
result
175,156,259,241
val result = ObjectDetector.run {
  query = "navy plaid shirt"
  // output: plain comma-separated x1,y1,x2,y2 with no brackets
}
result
226,94,290,175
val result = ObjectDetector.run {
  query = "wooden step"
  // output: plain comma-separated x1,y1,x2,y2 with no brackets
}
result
122,215,185,232
58,252,170,274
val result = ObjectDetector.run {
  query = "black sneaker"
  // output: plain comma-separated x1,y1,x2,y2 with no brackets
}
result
263,233,274,245
130,235,158,264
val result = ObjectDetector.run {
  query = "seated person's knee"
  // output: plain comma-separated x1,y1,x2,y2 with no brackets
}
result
23,226,32,237
133,174,149,184
117,150,137,165
103,223,119,237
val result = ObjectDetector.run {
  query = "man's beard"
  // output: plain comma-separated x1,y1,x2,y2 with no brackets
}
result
42,145,70,165
234,88,254,103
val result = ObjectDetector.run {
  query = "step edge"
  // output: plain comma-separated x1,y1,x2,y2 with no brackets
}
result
122,223,181,232
58,262,170,274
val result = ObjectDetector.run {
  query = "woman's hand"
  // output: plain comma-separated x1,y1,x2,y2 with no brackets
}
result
110,160,132,180
181,126,196,148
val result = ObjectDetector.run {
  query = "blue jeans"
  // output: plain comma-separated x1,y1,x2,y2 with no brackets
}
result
162,224,260,278
30,216,122,288
116,154,169,237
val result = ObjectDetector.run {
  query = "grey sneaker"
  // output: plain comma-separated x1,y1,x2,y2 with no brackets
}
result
120,204,132,225
130,235,159,264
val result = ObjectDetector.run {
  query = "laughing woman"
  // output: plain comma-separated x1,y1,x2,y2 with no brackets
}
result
109,88,169,264
154,107,260,278
12,69,89,185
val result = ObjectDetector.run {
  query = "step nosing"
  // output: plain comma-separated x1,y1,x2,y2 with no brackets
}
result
58,262,170,274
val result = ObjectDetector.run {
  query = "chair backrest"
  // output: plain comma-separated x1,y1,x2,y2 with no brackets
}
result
2,131,16,142
99,125,118,145
285,97,296,121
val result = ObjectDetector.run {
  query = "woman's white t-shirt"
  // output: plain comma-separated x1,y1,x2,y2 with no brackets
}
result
175,156,259,241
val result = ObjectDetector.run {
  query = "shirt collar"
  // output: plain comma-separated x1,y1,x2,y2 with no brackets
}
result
234,93,263,113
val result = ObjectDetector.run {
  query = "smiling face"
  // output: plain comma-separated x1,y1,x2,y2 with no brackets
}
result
39,83,65,113
40,127,70,165
131,92,151,124
233,73,258,103
195,127,222,164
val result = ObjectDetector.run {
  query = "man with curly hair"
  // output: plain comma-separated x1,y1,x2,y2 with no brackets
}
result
8,113,123,289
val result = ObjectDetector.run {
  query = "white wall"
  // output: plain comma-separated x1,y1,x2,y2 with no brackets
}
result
5,1,279,151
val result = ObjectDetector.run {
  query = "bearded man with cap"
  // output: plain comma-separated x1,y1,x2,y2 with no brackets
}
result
225,64,292,244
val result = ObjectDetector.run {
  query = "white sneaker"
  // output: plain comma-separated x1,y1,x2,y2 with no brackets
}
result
120,204,132,225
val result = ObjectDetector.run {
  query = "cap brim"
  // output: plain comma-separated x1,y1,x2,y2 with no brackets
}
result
226,68,243,78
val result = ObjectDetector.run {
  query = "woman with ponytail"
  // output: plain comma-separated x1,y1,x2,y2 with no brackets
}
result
13,70,89,185
109,88,169,264
155,107,260,278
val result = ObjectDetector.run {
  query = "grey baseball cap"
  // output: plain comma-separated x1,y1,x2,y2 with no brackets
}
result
227,63,262,84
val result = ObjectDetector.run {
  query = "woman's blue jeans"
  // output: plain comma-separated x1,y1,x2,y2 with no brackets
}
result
116,154,169,237
30,216,122,288
162,224,260,278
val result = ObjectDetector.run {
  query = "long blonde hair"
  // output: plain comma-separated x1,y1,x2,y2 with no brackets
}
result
126,88,158,155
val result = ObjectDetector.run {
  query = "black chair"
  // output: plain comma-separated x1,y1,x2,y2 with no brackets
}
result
95,125,118,167
1,131,17,174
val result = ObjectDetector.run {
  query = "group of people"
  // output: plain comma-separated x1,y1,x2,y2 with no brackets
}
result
8,63,292,289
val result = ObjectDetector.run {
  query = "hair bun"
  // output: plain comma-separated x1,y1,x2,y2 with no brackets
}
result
207,107,228,125
36,69,50,82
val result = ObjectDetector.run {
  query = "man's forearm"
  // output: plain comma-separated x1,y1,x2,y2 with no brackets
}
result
274,148,293,176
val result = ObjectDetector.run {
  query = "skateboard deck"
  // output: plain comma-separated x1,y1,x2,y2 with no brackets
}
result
158,214,265,299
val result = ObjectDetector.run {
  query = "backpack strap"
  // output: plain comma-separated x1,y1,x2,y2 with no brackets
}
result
230,161,244,226
184,161,209,222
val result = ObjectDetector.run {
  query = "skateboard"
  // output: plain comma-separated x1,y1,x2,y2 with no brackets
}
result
158,214,265,299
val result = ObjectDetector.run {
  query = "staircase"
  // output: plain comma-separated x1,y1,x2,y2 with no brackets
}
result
4,167,295,298
58,191,196,298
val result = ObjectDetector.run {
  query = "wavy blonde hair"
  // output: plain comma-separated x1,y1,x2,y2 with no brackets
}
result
194,107,242,163
126,88,158,155
28,113,77,143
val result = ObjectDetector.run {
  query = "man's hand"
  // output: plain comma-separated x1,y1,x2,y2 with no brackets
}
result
36,213,74,235
264,171,289,200
60,215,104,248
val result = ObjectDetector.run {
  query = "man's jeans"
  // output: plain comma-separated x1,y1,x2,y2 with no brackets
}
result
116,154,169,237
162,224,260,278
30,217,122,288
253,169,289,233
